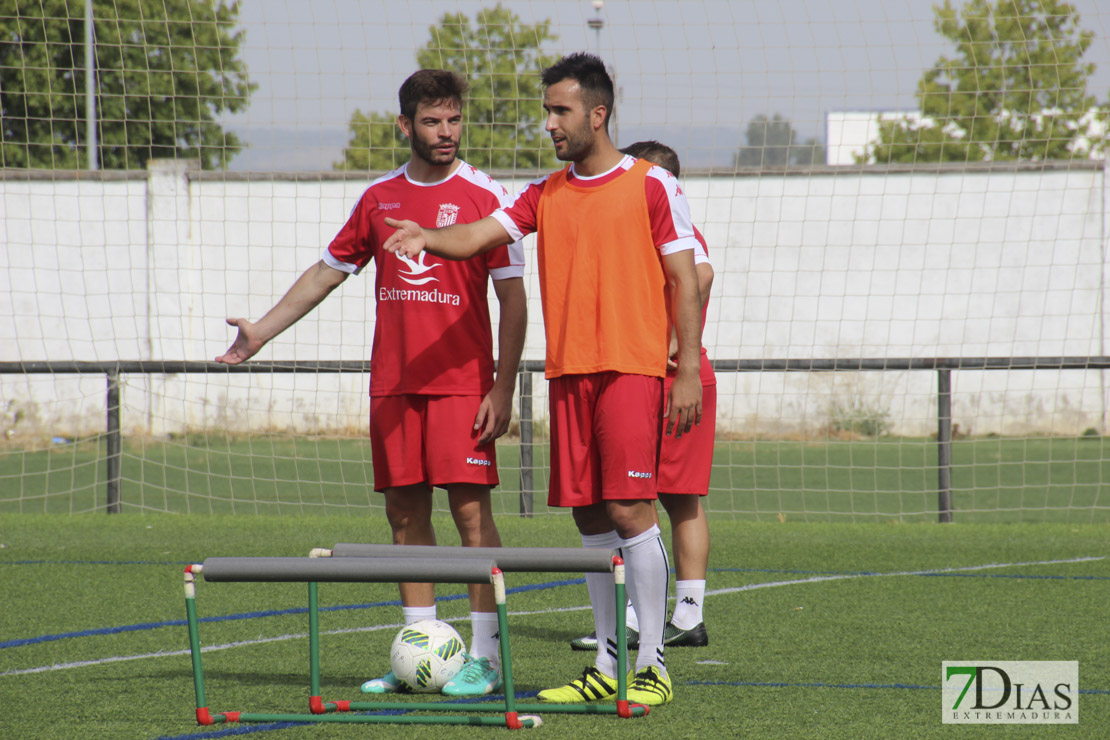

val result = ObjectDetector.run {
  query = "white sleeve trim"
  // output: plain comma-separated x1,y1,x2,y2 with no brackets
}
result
490,264,525,280
491,210,524,243
322,249,361,275
693,239,710,265
659,235,700,257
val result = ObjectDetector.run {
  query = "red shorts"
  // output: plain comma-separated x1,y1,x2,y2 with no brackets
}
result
658,381,716,495
369,394,498,492
548,372,662,508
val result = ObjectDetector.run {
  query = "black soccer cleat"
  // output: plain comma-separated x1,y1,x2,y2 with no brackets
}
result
662,620,708,647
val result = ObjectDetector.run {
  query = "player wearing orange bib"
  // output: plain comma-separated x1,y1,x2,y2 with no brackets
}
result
382,54,703,707
570,140,716,652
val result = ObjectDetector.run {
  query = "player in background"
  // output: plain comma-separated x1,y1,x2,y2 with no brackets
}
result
215,70,526,698
381,53,703,706
570,141,715,652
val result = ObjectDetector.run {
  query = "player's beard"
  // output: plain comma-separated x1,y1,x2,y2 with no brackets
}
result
411,134,459,167
553,118,595,162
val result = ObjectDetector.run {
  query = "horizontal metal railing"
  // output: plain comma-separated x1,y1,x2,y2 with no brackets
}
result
3,357,1108,521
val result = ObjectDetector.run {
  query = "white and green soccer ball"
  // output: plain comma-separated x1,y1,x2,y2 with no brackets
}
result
389,619,467,692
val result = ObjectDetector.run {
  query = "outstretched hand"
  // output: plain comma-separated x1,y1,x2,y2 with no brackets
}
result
382,217,426,258
215,317,264,364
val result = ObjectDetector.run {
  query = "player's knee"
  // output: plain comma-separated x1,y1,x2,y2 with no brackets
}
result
604,500,655,538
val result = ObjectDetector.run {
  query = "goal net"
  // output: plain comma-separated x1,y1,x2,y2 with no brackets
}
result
3,0,1110,522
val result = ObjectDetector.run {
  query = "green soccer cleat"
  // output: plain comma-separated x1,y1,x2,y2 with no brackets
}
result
441,655,503,697
626,665,673,705
537,666,618,703
360,669,411,694
663,620,708,647
569,626,640,651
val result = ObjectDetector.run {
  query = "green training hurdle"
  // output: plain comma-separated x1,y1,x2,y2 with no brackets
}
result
182,547,646,729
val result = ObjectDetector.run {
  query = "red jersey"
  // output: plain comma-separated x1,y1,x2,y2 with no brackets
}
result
325,161,524,397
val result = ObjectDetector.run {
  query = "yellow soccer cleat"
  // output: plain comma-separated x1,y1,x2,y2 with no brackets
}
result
537,666,618,703
626,666,673,705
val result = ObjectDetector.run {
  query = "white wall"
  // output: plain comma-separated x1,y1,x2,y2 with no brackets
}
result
2,161,1106,439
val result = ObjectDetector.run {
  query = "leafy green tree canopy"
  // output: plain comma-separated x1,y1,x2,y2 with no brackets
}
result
1,0,255,169
336,4,558,172
734,114,825,167
866,0,1107,163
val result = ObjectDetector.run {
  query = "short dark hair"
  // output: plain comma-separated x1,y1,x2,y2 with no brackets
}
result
620,140,681,178
398,69,468,121
541,52,615,128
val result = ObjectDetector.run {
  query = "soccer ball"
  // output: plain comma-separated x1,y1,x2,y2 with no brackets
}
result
389,619,467,692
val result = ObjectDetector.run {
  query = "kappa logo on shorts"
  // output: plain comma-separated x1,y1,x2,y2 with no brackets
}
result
627,470,653,479
466,457,492,467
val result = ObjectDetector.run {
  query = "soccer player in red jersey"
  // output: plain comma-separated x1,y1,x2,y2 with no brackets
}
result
569,141,715,653
382,54,703,706
215,70,526,698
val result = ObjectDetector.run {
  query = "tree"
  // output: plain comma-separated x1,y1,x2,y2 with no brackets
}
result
865,0,1107,164
733,114,825,167
336,4,559,172
1,0,254,169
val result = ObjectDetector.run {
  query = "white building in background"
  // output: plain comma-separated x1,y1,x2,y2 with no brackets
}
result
826,109,1108,165
825,111,920,165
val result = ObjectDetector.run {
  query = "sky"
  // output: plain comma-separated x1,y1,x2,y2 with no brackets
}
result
221,0,1110,171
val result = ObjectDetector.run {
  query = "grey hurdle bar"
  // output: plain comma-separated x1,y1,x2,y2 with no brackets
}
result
200,556,497,583
329,544,617,573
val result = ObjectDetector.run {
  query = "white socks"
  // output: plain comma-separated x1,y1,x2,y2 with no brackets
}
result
469,612,500,669
624,598,639,631
581,530,623,678
671,579,706,629
401,606,499,669
402,605,436,625
621,524,670,675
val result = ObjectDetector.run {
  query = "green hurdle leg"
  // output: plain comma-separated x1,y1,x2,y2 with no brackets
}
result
308,581,325,713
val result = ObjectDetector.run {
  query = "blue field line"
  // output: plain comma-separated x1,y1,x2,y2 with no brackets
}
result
9,559,1108,583
690,679,937,690
0,578,586,650
6,559,1106,650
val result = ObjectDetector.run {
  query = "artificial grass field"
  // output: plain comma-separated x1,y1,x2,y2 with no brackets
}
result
1,513,1107,739
5,435,1110,522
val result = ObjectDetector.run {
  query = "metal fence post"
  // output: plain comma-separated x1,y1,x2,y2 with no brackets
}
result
106,368,122,513
518,369,533,518
937,368,953,522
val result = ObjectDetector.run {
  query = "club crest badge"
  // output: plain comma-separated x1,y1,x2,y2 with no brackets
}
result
436,203,461,228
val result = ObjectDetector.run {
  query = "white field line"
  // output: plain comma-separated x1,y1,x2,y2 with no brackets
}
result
2,556,1100,678
704,555,1104,597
